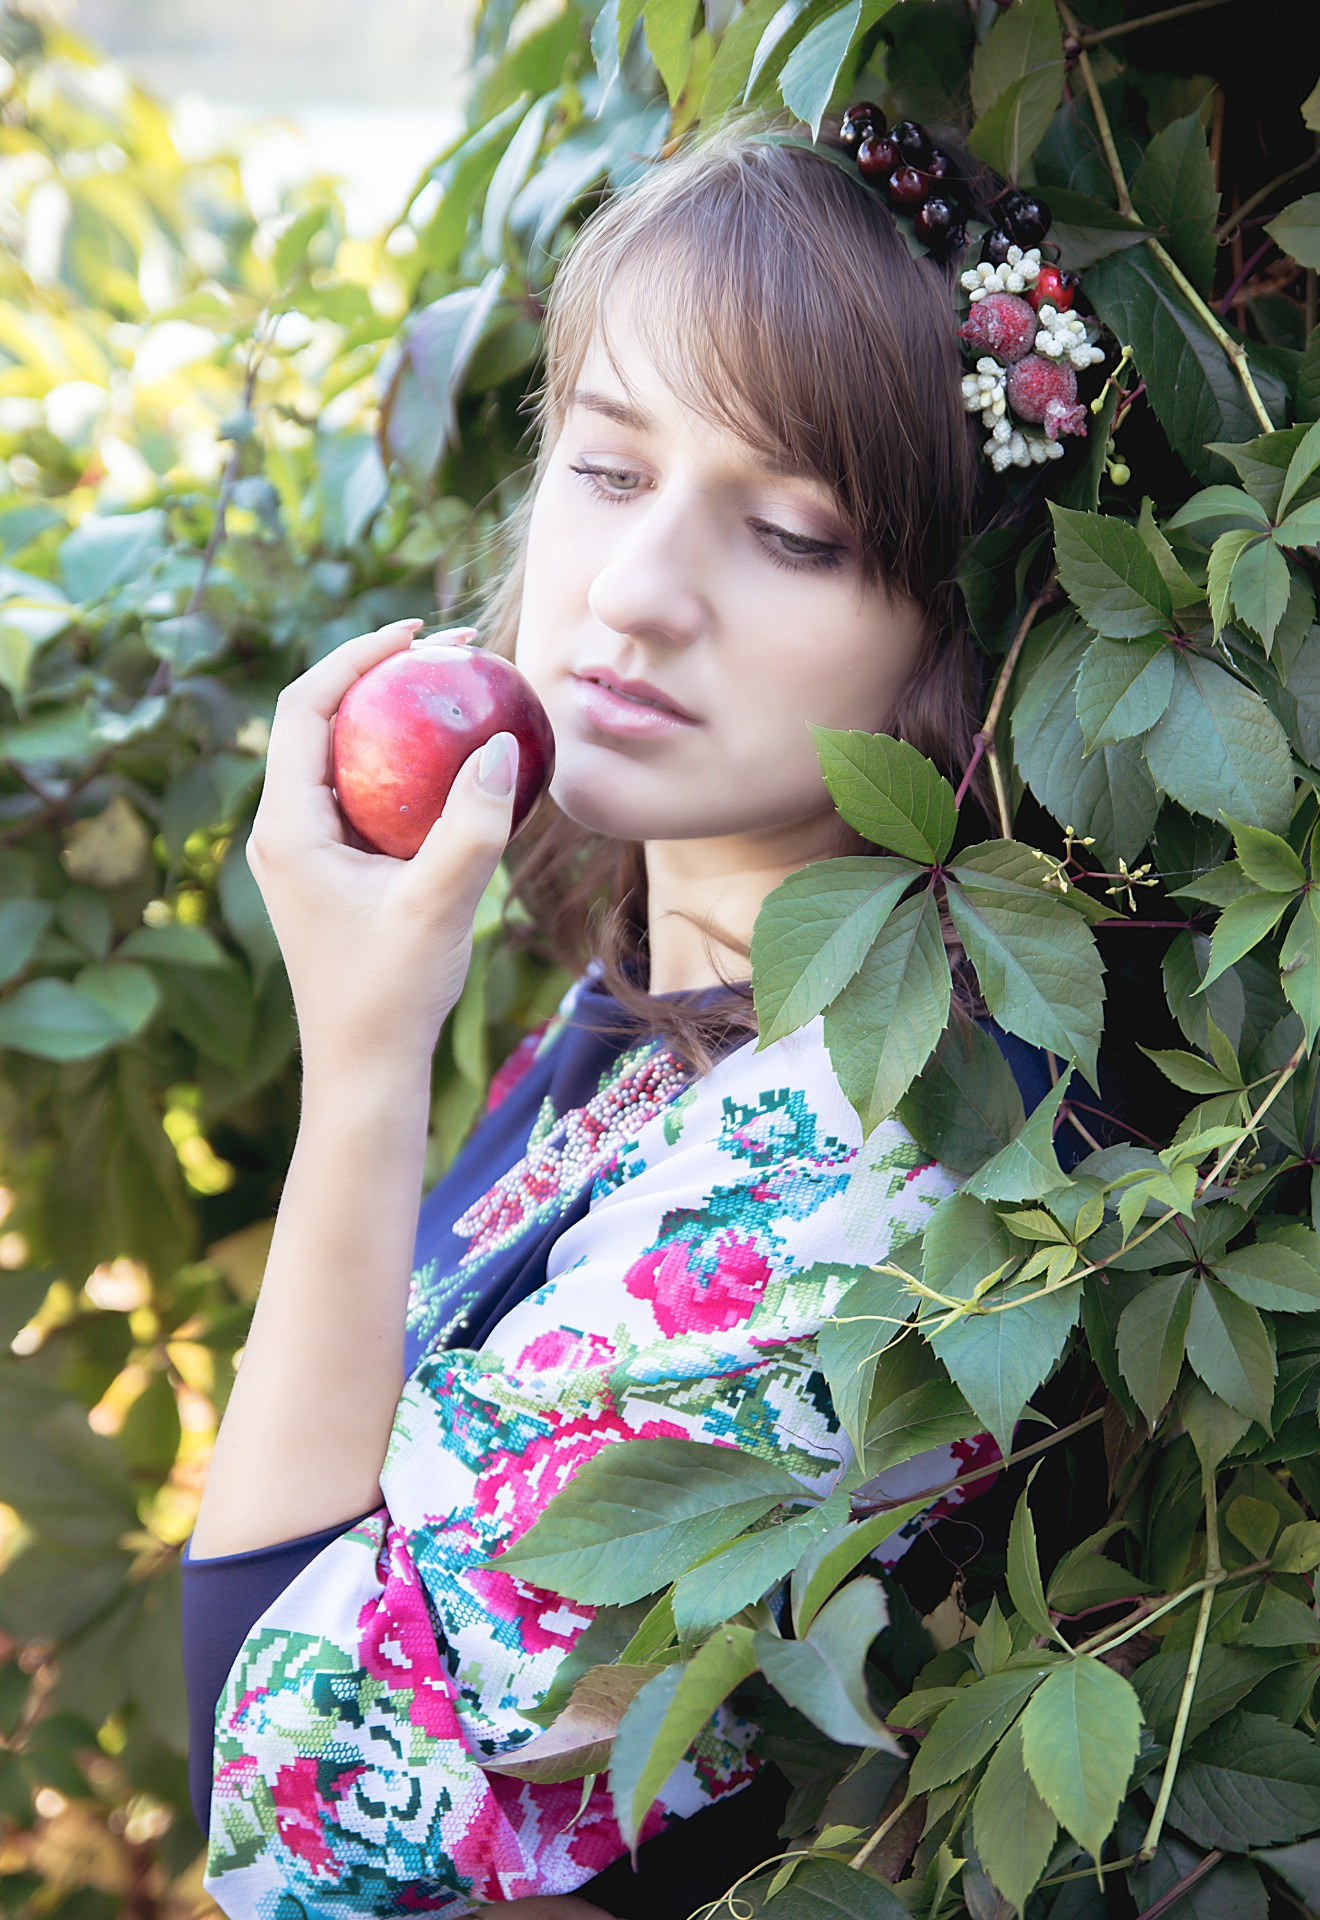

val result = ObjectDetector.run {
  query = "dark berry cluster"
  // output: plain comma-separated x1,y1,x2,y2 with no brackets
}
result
839,103,966,258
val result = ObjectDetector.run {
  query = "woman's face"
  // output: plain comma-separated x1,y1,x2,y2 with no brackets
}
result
514,307,927,847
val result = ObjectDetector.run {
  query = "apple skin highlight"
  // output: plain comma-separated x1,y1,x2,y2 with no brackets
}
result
332,645,556,858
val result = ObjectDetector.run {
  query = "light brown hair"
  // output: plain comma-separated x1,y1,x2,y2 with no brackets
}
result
486,131,981,1065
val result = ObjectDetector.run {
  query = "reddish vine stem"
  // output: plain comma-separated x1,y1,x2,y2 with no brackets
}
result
962,577,1058,835
1134,1848,1224,1918
1216,237,1273,316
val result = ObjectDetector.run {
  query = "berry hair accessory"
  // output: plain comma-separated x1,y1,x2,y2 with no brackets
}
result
836,103,968,259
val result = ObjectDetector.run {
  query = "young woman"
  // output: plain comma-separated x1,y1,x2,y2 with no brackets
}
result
184,132,1007,1918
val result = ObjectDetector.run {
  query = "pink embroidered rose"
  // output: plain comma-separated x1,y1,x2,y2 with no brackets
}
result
625,1230,773,1336
473,1410,686,1537
513,1327,617,1374
273,1756,356,1877
357,1527,462,1742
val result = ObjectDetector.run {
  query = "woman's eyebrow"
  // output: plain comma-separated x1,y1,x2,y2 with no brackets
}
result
570,388,651,430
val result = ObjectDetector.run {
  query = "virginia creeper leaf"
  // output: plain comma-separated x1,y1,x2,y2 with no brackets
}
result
973,1722,1058,1915
1184,1278,1276,1428
1020,1657,1142,1860
811,728,957,863
750,855,918,1048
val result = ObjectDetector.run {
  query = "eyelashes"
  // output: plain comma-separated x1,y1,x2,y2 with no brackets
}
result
567,461,846,575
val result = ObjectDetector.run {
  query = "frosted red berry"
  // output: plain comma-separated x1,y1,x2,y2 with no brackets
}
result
957,292,1038,365
1006,354,1087,439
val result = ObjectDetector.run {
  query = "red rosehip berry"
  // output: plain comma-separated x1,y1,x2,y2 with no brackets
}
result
957,291,1038,365
887,165,929,209
1006,354,1087,439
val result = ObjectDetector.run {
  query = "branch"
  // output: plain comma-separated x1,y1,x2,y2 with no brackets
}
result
1216,151,1320,245
850,1407,1106,1515
1072,0,1231,46
1135,1850,1225,1920
0,749,113,848
1052,0,1275,434
1139,1468,1223,1862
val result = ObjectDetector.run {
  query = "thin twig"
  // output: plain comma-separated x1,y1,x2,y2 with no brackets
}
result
1135,1849,1224,1918
850,1792,915,1872
973,578,1057,838
0,749,113,848
1053,0,1275,434
851,1408,1106,1515
1216,238,1273,316
1139,1470,1223,1862
1074,0,1231,46
1053,0,1134,216
1216,152,1320,244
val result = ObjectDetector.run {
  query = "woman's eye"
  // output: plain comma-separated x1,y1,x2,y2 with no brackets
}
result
569,461,644,500
751,519,845,572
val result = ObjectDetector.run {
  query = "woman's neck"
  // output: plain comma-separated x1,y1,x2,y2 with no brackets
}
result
643,814,839,995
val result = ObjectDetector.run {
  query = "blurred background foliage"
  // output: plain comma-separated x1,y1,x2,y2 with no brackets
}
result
0,0,1313,1912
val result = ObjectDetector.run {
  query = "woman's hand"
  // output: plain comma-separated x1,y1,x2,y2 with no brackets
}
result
248,618,520,1072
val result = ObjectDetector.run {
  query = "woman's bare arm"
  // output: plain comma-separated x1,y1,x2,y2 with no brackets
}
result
191,620,518,1558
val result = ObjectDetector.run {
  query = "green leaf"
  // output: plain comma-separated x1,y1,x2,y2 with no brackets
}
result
73,963,160,1040
1116,1270,1193,1426
1086,246,1287,484
671,1500,844,1644
968,0,1063,181
0,978,124,1061
1232,534,1292,652
0,898,53,987
1047,1539,1152,1614
1166,1710,1320,1849
1279,416,1320,518
789,1496,933,1637
58,510,167,604
642,0,695,101
1234,1591,1319,1647
908,1663,1054,1793
897,1021,1025,1176
1142,494,1210,605
1129,111,1219,296
737,1858,909,1919
822,889,952,1133
1049,505,1173,639
818,1262,913,1454
811,728,956,863
1184,1278,1276,1427
1074,636,1175,751
1275,497,1320,548
973,1722,1058,1916
1201,889,1292,988
1266,193,1320,271
1139,1048,1240,1094
1274,1521,1320,1574
962,1079,1069,1204
117,923,228,968
750,857,918,1048
1179,1376,1251,1473
610,1626,759,1848
1212,1244,1320,1313
1229,819,1307,891
1281,886,1320,1046
490,1438,805,1602
1020,1657,1142,1860
486,1663,664,1783
1010,614,1161,868
755,1578,901,1752
862,1378,979,1478
1134,1643,1282,1744
1143,651,1294,835
922,1191,1014,1300
779,0,876,136
1007,1479,1053,1641
927,1278,1080,1459
1208,527,1260,636
1205,428,1312,517
945,865,1104,1082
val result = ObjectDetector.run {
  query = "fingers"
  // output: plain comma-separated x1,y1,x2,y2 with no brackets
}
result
409,625,477,651
262,619,423,821
406,733,520,916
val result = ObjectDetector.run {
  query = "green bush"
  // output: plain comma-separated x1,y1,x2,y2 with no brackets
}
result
0,0,1317,1914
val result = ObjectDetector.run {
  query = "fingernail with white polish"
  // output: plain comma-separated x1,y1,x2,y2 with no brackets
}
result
477,732,517,798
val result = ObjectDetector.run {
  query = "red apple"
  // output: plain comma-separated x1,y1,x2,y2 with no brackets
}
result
332,644,555,858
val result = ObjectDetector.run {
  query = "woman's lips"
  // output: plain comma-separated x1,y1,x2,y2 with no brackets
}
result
570,669,698,740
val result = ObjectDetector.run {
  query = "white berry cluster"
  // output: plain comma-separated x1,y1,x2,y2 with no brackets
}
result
960,245,1042,302
985,416,1066,473
1034,303,1105,370
961,356,1007,428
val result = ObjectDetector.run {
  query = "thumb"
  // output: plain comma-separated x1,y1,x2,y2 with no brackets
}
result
406,732,519,917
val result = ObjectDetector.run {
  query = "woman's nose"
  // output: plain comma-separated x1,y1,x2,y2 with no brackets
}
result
586,488,709,648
